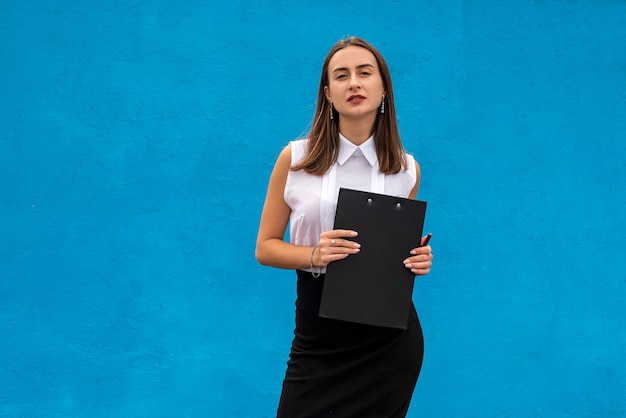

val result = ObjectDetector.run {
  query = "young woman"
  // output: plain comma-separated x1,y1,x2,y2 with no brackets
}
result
256,37,433,417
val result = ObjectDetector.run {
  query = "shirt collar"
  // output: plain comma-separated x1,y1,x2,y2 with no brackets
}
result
337,134,377,166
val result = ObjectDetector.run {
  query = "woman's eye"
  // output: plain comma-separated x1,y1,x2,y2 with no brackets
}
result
360,71,371,76
336,74,347,79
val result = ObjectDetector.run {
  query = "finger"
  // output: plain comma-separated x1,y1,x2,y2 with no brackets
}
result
330,229,358,238
320,242,360,257
407,253,434,264
410,245,431,256
319,230,359,249
405,260,432,274
403,255,433,268
329,238,361,249
411,267,431,276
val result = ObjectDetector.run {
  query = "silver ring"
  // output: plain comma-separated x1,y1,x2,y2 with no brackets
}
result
331,239,335,247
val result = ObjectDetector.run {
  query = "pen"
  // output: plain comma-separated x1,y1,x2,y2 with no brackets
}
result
422,233,432,246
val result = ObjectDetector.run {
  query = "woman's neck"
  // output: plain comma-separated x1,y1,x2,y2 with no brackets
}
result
338,118,375,146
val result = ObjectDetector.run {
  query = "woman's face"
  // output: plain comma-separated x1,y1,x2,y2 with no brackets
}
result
325,45,385,122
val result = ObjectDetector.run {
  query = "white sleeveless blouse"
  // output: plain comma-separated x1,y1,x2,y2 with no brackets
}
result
284,134,417,273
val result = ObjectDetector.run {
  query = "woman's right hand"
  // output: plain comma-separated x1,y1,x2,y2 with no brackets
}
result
314,230,361,266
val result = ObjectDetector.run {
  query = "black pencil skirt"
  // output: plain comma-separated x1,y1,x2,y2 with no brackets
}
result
276,270,424,418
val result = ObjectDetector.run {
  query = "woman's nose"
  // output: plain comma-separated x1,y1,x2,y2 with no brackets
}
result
348,75,361,89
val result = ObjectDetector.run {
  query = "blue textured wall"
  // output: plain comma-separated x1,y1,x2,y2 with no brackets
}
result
1,1,625,417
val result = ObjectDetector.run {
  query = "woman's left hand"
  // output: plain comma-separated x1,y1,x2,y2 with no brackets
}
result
403,235,433,276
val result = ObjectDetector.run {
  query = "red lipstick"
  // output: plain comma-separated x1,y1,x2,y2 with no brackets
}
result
348,95,365,103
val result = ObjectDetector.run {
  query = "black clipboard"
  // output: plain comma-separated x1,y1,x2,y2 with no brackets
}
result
319,188,427,329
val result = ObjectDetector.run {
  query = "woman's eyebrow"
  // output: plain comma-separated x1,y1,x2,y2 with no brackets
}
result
331,63,375,73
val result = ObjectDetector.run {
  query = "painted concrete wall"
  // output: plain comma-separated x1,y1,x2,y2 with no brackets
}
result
1,1,625,416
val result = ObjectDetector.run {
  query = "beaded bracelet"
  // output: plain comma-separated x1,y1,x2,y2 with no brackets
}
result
310,245,321,278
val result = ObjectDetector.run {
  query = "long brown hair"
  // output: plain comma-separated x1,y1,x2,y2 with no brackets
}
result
292,37,407,175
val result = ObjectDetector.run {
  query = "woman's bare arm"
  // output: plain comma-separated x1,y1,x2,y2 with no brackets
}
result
255,145,316,270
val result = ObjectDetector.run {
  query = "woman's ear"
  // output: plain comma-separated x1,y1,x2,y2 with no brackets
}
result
324,85,331,101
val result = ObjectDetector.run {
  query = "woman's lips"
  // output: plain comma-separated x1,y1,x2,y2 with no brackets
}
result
348,95,366,103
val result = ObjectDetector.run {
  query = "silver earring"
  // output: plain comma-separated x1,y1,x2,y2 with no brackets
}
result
381,95,385,114
330,102,334,120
